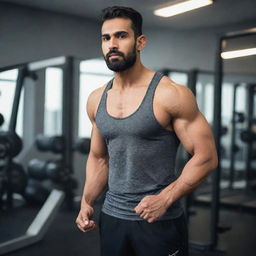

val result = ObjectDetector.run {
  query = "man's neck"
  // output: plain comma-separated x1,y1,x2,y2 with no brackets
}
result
113,61,152,89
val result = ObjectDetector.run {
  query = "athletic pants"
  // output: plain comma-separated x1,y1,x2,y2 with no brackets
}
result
99,211,189,256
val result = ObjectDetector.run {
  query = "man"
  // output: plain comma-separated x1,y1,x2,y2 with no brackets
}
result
76,6,218,256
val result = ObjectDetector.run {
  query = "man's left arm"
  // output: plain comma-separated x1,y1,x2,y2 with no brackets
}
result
134,85,218,222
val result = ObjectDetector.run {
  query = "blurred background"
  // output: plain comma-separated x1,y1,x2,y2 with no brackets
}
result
0,0,256,255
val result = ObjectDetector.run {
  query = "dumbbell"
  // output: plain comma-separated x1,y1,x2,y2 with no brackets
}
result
240,130,256,142
27,158,64,183
35,134,65,154
24,179,50,205
0,131,23,158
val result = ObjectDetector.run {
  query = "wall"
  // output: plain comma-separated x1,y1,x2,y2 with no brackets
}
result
142,25,256,75
0,3,101,67
1,2,255,74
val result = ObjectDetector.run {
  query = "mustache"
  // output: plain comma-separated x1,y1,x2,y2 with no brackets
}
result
106,50,124,59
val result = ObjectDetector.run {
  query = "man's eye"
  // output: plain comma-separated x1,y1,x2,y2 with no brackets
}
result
119,34,126,38
102,37,109,41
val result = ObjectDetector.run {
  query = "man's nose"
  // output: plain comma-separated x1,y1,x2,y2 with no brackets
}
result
108,37,118,50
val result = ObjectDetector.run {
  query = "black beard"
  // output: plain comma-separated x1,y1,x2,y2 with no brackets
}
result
104,44,137,72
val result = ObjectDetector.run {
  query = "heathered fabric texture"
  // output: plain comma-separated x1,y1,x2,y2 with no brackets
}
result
95,72,183,220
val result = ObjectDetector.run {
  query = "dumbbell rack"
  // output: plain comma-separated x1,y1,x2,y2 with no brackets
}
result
0,57,73,255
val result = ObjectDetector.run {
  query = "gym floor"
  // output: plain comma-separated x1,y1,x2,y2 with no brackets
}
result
1,200,256,256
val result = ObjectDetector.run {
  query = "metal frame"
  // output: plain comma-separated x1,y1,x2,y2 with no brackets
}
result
62,56,75,209
244,84,256,190
229,83,240,189
161,37,256,250
0,56,74,254
5,67,28,208
0,56,66,73
2,57,71,208
212,27,256,249
185,70,198,221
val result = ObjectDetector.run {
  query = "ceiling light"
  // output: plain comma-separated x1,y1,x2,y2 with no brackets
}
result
154,0,213,18
221,47,256,59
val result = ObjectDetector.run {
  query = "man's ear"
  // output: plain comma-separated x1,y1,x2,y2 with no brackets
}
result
136,35,147,51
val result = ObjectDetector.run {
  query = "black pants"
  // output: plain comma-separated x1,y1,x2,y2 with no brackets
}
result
99,211,189,256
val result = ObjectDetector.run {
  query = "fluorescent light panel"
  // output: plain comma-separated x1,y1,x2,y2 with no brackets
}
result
221,47,256,59
154,0,213,17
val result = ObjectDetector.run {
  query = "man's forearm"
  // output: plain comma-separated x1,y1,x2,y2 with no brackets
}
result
81,153,109,207
160,153,217,207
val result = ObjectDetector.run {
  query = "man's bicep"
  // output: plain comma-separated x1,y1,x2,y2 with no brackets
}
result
173,112,215,156
88,122,108,158
86,89,108,158
169,84,215,155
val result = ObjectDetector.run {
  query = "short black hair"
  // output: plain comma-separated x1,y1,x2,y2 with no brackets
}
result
101,6,143,37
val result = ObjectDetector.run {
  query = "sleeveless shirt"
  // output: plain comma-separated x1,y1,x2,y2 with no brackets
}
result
95,72,183,220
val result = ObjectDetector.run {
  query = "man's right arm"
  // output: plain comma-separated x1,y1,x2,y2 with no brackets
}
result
76,87,109,232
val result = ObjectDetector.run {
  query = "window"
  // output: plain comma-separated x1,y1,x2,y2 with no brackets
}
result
79,58,113,137
44,68,63,136
196,73,214,123
0,69,24,137
236,85,246,113
204,83,214,124
222,83,234,126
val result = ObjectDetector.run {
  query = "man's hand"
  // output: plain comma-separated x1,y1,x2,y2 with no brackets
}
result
75,203,96,232
134,193,168,223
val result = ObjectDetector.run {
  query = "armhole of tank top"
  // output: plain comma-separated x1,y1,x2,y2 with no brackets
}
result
94,80,112,121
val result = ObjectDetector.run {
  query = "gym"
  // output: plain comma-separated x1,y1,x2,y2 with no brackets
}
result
0,0,256,255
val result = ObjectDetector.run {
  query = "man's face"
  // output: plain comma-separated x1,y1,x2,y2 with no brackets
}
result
101,18,137,72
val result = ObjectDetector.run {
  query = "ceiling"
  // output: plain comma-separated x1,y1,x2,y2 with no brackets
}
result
1,0,256,30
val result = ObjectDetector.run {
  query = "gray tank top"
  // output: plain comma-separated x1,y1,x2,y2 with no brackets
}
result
95,72,183,220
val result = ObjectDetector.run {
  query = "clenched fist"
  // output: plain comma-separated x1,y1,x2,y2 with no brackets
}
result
134,193,168,223
76,203,97,232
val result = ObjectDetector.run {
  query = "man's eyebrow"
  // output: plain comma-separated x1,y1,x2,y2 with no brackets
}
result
101,31,129,37
114,31,128,35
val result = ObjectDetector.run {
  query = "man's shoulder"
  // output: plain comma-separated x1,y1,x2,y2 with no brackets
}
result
158,75,192,101
87,83,109,120
157,75,197,115
87,83,109,106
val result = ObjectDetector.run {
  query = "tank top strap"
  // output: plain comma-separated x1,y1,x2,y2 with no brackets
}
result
103,78,114,96
142,71,164,106
96,78,114,118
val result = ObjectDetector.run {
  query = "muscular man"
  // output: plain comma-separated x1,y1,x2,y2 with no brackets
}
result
76,6,218,256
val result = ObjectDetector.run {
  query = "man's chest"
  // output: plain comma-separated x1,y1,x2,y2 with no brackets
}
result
106,86,174,131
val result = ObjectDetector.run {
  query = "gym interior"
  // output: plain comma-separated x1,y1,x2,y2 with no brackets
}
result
0,0,256,255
